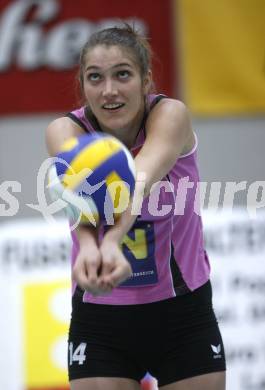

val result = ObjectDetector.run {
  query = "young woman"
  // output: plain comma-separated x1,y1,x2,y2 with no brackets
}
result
46,25,226,390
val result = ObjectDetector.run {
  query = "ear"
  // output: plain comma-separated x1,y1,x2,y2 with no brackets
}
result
142,69,153,94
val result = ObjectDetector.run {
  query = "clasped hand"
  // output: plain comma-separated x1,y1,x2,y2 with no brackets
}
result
72,236,132,296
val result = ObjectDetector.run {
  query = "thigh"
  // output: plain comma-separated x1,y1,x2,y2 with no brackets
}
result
70,377,141,390
159,371,225,390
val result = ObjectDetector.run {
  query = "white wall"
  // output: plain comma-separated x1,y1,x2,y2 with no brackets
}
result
1,115,264,221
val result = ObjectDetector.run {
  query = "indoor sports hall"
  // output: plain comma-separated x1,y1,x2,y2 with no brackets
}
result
0,1,264,389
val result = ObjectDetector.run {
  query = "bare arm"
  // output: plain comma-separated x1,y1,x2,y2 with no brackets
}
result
45,116,85,156
103,99,193,243
135,98,194,195
45,101,193,291
45,117,97,243
45,117,107,293
45,116,132,293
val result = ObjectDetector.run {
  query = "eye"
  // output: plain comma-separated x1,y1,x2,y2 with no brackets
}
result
117,70,131,80
87,73,101,82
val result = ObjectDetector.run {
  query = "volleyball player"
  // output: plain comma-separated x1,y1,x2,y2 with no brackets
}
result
46,25,226,390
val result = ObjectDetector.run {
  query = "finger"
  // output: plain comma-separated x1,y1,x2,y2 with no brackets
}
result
104,263,132,287
91,286,113,297
98,268,114,291
98,252,115,288
86,261,99,285
99,259,115,277
99,246,114,274
86,258,101,286
73,255,101,292
98,280,114,293
73,263,91,291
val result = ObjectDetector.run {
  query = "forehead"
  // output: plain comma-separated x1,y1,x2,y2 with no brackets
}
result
84,45,138,71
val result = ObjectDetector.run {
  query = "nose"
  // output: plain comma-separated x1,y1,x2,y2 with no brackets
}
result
102,78,118,98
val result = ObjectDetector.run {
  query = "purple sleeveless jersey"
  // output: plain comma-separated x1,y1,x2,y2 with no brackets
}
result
68,94,210,305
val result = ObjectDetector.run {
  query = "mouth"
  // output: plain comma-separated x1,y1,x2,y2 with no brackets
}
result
102,103,125,111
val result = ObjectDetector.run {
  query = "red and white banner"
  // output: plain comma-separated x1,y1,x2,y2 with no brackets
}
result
0,0,176,115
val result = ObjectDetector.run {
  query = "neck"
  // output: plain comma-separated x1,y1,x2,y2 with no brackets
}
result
104,125,139,149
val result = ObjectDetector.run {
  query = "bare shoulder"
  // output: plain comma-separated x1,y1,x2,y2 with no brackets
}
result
162,99,195,154
45,116,85,156
146,98,195,154
147,98,191,128
46,116,84,140
153,97,188,112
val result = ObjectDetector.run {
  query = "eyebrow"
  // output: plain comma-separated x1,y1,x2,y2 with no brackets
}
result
85,63,133,72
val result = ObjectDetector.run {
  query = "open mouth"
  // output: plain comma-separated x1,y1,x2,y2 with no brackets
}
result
102,103,125,111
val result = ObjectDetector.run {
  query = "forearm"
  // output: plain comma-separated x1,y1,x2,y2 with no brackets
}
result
103,168,149,243
103,102,193,242
133,153,176,198
75,224,99,248
103,203,136,243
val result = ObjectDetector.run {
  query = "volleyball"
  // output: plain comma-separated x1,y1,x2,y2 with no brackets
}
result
48,133,136,226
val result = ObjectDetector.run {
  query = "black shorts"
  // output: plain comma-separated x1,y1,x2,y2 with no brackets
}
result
68,281,226,387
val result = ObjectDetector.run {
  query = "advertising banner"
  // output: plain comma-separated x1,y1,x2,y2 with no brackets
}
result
178,0,265,115
0,0,176,115
0,210,265,390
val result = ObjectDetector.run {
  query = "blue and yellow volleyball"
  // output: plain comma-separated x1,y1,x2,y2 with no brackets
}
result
49,133,136,225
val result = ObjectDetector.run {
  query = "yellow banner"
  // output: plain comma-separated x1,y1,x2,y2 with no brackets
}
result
177,0,265,115
24,280,70,387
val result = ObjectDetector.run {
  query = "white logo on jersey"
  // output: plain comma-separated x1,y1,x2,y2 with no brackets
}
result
211,344,222,358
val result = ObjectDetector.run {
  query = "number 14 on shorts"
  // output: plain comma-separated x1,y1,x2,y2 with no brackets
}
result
69,342,87,365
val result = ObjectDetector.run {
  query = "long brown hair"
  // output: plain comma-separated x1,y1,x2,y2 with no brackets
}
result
78,23,155,101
